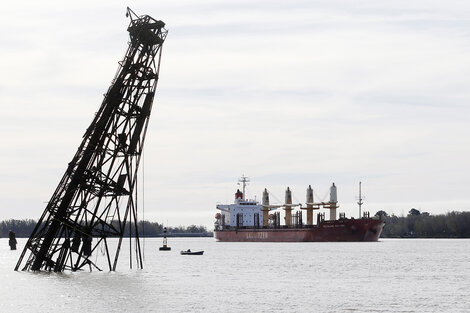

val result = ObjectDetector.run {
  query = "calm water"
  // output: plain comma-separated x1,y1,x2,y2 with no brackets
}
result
0,238,469,313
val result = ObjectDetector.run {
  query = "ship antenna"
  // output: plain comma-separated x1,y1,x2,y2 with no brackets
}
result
238,175,250,200
357,181,364,218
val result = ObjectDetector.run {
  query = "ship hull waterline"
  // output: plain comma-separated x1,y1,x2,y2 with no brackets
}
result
215,219,384,242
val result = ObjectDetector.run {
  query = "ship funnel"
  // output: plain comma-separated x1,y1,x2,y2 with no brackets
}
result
306,185,314,204
235,189,243,200
262,188,269,206
330,183,337,203
285,187,292,205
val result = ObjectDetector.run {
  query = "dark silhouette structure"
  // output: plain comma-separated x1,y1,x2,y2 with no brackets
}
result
15,8,167,272
9,230,17,250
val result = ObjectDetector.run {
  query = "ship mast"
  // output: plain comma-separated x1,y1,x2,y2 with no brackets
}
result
238,175,250,200
357,181,364,218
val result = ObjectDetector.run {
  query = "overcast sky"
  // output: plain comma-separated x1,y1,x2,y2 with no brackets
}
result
1,0,469,228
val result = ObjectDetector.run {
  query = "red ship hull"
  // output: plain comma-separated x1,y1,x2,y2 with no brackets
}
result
214,218,384,242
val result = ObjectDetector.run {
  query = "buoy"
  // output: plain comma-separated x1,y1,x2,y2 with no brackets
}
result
159,227,171,251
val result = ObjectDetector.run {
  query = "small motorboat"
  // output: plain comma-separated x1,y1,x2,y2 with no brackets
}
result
180,249,204,255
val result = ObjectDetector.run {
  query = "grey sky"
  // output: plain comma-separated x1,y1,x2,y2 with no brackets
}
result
1,0,469,228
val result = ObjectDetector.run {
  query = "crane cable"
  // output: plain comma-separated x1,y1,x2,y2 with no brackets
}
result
313,189,329,203
142,148,145,262
266,189,282,205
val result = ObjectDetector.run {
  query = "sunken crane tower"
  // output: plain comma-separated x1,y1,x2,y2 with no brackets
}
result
15,8,168,272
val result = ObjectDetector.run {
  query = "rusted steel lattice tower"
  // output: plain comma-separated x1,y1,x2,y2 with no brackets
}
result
15,8,167,272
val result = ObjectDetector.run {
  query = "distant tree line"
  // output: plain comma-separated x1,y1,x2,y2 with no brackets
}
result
0,219,38,238
0,219,212,238
5,210,469,238
136,221,212,237
376,209,470,238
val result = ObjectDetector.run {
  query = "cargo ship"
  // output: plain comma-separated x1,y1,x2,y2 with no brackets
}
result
214,176,384,242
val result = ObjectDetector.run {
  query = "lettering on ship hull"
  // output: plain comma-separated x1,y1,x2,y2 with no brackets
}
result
246,232,268,240
323,224,346,228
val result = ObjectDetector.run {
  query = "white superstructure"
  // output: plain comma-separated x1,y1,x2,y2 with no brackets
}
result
216,189,263,227
215,176,340,228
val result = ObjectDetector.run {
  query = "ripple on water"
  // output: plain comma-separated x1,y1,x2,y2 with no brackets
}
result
1,238,469,313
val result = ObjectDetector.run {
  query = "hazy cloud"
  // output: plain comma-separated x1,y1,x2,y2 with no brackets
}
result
1,0,469,227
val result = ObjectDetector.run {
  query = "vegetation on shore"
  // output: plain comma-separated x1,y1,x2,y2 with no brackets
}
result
376,209,470,238
0,219,212,238
2,210,469,238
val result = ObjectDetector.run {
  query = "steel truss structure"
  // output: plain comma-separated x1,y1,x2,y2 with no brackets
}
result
15,8,167,272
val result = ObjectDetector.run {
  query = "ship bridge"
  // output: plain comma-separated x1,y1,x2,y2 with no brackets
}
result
216,189,263,228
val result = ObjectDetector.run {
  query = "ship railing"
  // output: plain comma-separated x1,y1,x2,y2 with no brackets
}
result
218,224,319,230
